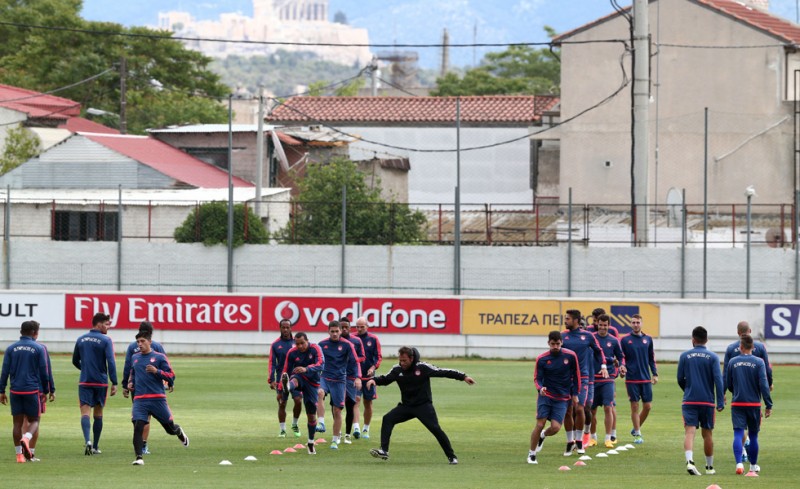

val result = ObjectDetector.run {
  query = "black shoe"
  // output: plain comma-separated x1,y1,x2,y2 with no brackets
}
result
307,442,316,455
563,442,575,456
448,457,458,465
370,448,389,460
177,427,189,447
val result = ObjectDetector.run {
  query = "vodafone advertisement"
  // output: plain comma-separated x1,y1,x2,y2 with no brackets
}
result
262,296,460,334
65,294,260,331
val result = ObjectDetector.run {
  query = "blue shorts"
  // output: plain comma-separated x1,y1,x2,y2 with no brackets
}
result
626,382,653,403
320,378,345,409
79,385,108,407
536,395,569,424
682,404,716,430
731,406,762,433
576,381,589,406
346,379,358,403
10,392,41,417
289,375,319,414
359,380,378,401
592,381,616,408
132,397,173,424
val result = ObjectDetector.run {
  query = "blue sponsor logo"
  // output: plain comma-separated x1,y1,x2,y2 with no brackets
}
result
609,306,640,335
765,304,800,339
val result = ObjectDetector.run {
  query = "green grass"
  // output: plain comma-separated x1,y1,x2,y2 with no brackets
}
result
1,355,796,488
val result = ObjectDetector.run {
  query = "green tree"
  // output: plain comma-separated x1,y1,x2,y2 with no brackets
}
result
0,0,228,134
0,125,41,175
275,157,427,245
174,201,269,247
432,32,560,96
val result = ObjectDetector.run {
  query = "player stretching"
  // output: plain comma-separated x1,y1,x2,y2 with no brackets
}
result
269,319,301,438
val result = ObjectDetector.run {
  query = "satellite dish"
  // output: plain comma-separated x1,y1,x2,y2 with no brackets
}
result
666,188,683,227
765,227,785,248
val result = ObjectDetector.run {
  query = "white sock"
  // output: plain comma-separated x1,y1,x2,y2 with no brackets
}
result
566,432,574,442
333,436,340,443
612,429,617,437
279,422,286,431
308,439,314,444
706,455,713,467
605,434,612,441
583,424,591,434
318,417,325,425
529,449,536,457
353,423,360,431
23,432,32,441
685,450,693,462
15,446,21,454
292,418,299,425
540,429,547,439
363,424,370,431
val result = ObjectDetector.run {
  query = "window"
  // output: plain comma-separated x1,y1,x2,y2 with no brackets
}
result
53,211,118,241
182,147,230,170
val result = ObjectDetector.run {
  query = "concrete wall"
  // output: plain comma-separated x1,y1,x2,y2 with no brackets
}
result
559,0,794,205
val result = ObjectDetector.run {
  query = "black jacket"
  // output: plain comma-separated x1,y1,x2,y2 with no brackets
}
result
372,349,466,406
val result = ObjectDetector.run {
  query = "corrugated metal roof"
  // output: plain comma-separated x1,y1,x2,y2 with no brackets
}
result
147,123,302,145
81,133,255,188
0,84,81,120
59,117,120,134
0,187,289,206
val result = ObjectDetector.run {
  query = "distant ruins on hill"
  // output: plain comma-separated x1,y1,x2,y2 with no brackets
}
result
158,0,372,67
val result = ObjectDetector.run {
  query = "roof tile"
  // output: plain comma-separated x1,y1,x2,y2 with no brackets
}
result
0,84,81,120
268,95,559,124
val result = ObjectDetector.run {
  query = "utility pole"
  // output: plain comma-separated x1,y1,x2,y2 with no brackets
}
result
369,56,379,96
441,28,450,77
119,57,127,134
632,0,650,245
255,87,265,215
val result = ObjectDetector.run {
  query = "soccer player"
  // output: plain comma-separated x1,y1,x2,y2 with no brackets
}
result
268,318,301,438
24,336,55,462
367,346,474,464
72,312,118,455
561,309,607,455
590,314,625,448
726,334,772,476
316,320,361,449
677,326,725,476
128,332,188,465
122,321,166,455
586,307,619,337
340,316,365,444
356,316,382,440
722,320,773,462
0,320,50,463
528,331,580,465
620,313,658,444
280,332,325,454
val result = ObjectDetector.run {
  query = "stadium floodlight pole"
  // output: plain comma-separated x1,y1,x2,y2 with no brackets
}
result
454,96,462,295
4,185,9,290
117,184,122,292
703,107,708,299
745,186,756,299
341,184,346,294
227,94,234,293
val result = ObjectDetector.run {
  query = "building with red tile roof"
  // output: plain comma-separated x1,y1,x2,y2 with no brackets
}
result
268,95,559,205
553,0,800,208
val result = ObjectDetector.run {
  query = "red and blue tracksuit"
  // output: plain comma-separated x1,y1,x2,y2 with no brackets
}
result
319,338,361,408
72,329,117,406
562,329,605,406
129,350,175,423
620,332,658,403
357,331,382,400
593,334,624,408
268,335,294,389
726,353,772,464
0,336,50,416
722,340,772,391
282,343,325,411
533,348,580,423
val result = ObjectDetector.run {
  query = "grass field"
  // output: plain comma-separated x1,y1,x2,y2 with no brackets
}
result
0,354,795,489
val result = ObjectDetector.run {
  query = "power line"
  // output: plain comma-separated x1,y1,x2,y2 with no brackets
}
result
0,20,629,49
0,67,116,103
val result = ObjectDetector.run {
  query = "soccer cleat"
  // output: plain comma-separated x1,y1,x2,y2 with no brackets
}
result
576,442,585,455
362,428,370,440
686,461,701,476
91,448,102,455
280,372,290,392
610,435,617,444
582,433,591,447
292,424,301,437
85,441,93,456
132,458,144,466
316,421,326,433
20,437,32,461
330,441,339,450
527,453,538,464
16,453,25,463
742,451,748,462
178,427,189,447
705,465,716,475
563,442,575,456
278,430,287,438
142,443,151,455
604,440,615,448
353,428,361,439
630,429,636,437
587,438,597,447
535,434,546,454
736,463,744,475
448,457,458,465
344,434,352,444
307,442,316,455
28,457,41,462
370,448,389,460
750,464,760,473
633,435,644,444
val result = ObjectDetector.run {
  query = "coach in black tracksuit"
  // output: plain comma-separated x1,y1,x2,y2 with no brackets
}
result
366,346,475,464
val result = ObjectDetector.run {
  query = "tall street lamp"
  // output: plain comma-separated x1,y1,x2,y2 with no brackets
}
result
745,185,756,299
